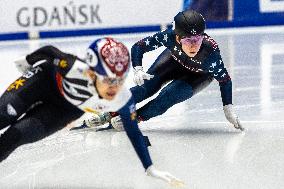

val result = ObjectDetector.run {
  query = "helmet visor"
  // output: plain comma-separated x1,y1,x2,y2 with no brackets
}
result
180,35,204,45
96,74,125,86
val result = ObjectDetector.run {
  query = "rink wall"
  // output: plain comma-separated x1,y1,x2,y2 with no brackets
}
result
0,0,284,41
0,0,183,40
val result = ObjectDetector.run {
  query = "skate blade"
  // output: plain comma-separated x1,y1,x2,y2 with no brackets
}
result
237,125,245,132
69,124,113,133
169,178,185,188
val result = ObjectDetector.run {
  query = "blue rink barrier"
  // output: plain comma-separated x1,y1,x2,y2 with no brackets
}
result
206,19,284,28
39,25,161,38
0,25,162,41
0,32,29,41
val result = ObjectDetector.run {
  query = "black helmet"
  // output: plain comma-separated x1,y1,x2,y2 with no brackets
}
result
174,10,206,37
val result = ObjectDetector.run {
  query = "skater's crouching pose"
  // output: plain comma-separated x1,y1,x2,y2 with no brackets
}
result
0,38,183,185
81,10,243,132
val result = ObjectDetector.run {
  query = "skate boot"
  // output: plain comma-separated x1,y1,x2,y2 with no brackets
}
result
69,112,112,131
84,112,112,128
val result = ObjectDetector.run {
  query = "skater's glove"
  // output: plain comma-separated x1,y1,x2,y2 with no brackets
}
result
223,104,244,131
146,165,185,187
69,112,110,129
133,66,154,86
110,116,124,131
14,56,32,74
84,112,111,128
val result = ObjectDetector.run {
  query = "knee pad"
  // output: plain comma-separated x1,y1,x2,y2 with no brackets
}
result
0,95,27,129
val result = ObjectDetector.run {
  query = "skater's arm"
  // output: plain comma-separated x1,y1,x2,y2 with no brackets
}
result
117,97,153,169
117,97,185,185
206,52,232,105
131,29,174,67
14,45,79,75
205,52,244,130
219,79,232,106
26,45,75,65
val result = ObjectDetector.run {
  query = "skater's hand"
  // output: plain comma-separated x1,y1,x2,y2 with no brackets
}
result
223,104,244,131
146,165,185,187
14,56,32,74
110,116,124,131
133,66,154,86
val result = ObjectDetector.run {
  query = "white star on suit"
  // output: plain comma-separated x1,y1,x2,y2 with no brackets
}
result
155,36,159,42
211,62,217,68
153,45,159,49
145,39,150,46
163,34,168,42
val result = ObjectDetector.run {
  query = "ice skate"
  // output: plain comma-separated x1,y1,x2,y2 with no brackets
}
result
68,112,112,131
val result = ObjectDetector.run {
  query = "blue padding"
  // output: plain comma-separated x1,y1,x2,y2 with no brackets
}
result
39,25,161,38
207,19,284,28
1,19,284,41
0,32,28,41
167,19,284,29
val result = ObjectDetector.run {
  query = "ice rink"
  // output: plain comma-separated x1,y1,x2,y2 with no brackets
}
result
0,27,284,189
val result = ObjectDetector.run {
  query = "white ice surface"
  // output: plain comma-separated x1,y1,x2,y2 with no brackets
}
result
0,28,284,189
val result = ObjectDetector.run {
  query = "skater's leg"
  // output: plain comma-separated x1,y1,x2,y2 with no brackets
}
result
0,93,29,130
137,72,213,121
0,64,58,130
137,80,193,120
131,49,177,103
0,101,83,162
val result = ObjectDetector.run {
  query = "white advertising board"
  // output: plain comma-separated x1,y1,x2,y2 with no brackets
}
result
0,0,182,33
259,0,284,12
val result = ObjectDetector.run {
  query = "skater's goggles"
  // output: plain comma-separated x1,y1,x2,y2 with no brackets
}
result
180,35,204,45
97,74,125,86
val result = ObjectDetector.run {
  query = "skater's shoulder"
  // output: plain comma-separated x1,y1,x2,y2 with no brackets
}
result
153,29,176,41
63,58,89,78
115,86,132,102
202,33,220,52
